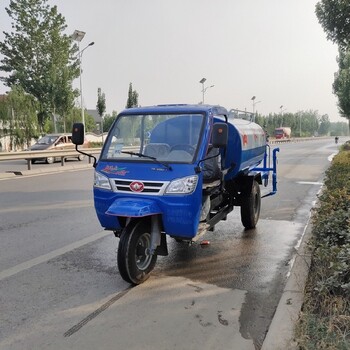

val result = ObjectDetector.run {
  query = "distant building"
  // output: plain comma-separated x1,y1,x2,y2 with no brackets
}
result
87,109,102,134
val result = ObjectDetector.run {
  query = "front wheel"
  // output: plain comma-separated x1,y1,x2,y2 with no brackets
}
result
117,218,157,285
240,180,261,229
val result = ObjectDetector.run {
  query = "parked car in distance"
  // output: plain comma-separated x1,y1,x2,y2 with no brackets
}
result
27,133,88,164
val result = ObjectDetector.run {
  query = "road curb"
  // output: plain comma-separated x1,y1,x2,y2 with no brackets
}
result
0,172,17,179
261,222,313,350
20,163,93,175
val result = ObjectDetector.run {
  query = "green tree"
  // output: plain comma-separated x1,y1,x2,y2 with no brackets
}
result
256,110,322,138
0,0,79,130
0,95,9,135
330,121,350,136
96,87,106,137
52,67,79,133
96,88,106,118
83,112,96,133
316,1,350,131
333,49,350,129
5,86,39,149
318,114,331,135
315,0,350,50
60,106,95,134
297,110,320,136
103,110,118,132
126,83,139,108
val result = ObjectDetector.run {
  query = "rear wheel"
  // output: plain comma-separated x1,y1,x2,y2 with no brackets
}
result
117,218,157,285
46,157,54,164
240,180,261,229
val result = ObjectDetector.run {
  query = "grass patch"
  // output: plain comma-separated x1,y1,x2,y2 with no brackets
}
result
295,145,350,349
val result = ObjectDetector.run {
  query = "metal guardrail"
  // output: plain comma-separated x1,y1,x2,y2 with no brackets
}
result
268,137,329,144
0,148,102,170
0,138,329,171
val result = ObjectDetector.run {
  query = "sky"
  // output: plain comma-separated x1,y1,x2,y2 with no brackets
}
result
0,0,345,122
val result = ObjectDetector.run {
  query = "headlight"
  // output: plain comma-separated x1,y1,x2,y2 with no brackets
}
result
94,171,112,190
165,175,198,194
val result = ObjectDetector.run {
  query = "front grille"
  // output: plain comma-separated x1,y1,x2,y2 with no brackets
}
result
112,179,167,195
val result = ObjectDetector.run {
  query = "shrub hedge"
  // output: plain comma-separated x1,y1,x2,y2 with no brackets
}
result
295,145,350,349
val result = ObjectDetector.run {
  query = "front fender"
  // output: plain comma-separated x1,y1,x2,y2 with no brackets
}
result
105,198,162,217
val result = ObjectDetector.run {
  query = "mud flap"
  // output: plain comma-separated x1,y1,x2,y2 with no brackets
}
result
148,215,168,256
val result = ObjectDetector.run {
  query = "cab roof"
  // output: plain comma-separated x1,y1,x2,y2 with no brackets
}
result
119,104,229,117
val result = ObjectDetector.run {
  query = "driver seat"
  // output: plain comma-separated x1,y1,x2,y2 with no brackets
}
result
144,143,170,158
202,146,222,187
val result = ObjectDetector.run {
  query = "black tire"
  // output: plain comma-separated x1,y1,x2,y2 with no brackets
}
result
240,180,261,229
117,218,157,285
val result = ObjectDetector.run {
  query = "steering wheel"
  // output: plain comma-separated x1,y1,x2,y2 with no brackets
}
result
170,144,195,155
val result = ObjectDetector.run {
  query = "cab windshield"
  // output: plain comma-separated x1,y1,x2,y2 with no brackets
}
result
101,113,204,163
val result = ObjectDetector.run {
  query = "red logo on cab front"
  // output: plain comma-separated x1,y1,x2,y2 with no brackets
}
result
130,181,144,192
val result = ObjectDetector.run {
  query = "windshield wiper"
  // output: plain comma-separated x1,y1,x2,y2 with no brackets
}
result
121,151,172,170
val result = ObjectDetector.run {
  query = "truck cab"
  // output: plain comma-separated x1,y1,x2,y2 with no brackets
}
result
93,105,222,239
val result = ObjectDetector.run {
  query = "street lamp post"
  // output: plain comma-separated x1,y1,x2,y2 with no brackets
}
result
200,78,206,103
199,78,214,104
72,30,94,133
251,96,256,112
279,105,287,127
251,96,261,121
78,42,94,132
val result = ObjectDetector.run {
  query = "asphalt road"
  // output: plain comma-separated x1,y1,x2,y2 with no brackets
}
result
0,138,339,350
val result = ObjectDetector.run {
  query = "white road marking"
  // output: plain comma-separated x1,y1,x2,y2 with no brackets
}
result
328,153,337,162
0,230,111,281
296,181,323,185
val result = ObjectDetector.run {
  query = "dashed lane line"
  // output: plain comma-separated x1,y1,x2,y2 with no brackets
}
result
296,181,323,185
0,230,110,281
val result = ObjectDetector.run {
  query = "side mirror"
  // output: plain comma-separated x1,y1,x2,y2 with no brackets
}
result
212,123,228,148
72,123,85,145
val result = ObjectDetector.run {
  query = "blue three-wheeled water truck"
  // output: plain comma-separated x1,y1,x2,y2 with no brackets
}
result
72,104,279,284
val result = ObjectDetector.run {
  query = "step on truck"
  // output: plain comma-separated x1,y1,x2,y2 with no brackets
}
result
72,104,280,284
